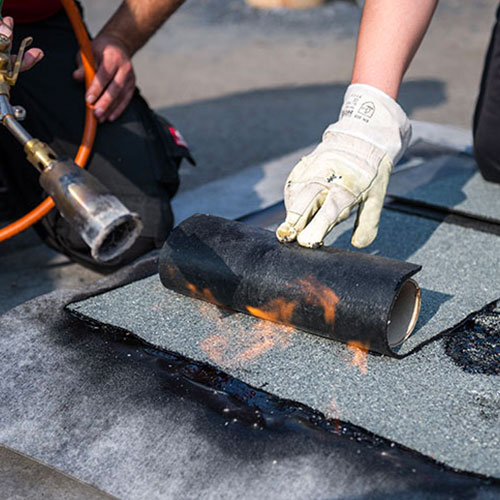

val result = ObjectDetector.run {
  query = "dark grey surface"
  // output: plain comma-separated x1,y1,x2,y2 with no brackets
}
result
1,259,500,499
389,155,500,222
0,445,115,500
68,208,500,478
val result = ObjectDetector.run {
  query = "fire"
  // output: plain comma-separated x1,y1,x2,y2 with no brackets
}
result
246,298,297,324
166,266,176,279
200,320,292,367
186,283,220,305
346,340,370,374
199,298,294,367
327,397,342,434
296,275,339,326
233,321,293,363
199,334,230,365
180,275,341,368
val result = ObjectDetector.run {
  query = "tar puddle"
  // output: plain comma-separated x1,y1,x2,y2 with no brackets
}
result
444,299,500,375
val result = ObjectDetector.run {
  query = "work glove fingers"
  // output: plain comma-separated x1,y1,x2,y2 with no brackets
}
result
296,185,356,248
276,182,328,243
351,156,392,248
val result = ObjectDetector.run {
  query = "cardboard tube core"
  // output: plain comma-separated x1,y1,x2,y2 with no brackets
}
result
387,279,421,348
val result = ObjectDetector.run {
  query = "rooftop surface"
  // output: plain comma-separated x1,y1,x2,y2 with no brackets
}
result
1,0,500,498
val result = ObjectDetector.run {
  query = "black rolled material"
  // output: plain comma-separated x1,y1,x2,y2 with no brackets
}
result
158,214,422,357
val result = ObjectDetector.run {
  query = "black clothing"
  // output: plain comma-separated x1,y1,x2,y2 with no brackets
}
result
473,3,500,183
0,8,193,271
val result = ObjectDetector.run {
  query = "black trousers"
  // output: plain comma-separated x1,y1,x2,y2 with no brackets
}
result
474,3,500,183
0,8,193,271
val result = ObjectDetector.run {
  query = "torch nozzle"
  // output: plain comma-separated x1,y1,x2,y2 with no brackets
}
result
0,94,143,262
39,158,143,263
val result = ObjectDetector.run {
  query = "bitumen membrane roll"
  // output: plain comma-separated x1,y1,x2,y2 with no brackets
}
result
159,214,422,357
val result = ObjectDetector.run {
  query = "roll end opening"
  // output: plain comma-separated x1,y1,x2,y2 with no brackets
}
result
387,279,421,348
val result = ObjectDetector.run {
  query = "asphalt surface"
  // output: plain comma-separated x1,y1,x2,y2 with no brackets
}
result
395,169,500,223
82,0,498,193
0,445,115,500
0,258,499,500
68,205,500,477
1,0,499,497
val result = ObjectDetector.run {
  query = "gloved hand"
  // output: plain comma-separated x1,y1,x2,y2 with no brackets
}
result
276,83,411,248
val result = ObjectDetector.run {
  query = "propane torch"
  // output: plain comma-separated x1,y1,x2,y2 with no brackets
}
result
0,33,143,263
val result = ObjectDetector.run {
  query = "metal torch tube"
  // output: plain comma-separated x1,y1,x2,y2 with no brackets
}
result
0,95,32,145
3,114,32,145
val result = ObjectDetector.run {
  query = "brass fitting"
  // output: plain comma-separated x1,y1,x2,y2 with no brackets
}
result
24,139,58,173
0,33,33,96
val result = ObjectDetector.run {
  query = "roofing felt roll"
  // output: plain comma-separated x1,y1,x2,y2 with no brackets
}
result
158,214,422,357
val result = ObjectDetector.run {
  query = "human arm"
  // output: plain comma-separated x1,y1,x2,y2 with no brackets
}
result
73,0,186,123
351,0,438,99
276,0,438,248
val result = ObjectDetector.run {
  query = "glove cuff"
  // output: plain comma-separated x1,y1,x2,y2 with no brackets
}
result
324,83,412,164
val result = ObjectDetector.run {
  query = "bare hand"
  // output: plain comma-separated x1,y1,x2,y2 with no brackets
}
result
73,34,136,123
0,17,44,72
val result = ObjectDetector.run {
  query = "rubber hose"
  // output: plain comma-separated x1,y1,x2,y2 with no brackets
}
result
0,0,97,242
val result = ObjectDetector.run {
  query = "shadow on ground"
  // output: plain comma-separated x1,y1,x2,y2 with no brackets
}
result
0,79,446,315
160,79,446,193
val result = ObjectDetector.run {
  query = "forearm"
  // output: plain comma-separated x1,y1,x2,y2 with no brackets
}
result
351,0,438,99
98,0,186,56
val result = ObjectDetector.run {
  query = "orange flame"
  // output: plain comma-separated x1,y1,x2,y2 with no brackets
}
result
186,283,221,306
198,297,294,367
346,340,370,374
246,297,297,324
296,275,339,326
181,275,340,368
327,397,342,434
233,321,293,363
200,334,230,365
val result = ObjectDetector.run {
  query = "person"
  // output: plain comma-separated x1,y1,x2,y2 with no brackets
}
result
0,0,193,271
277,0,499,249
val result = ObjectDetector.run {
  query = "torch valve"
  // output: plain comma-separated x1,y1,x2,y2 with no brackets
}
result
0,33,33,94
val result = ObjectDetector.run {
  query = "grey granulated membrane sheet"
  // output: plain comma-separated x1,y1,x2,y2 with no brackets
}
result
389,154,500,222
69,209,500,478
4,266,500,500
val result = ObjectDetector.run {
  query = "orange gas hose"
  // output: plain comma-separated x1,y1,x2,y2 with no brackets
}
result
0,0,97,242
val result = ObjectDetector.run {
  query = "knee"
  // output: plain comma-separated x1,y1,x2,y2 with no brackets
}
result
474,128,500,183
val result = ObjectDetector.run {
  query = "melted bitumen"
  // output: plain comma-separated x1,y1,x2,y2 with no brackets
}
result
444,299,500,376
68,307,500,497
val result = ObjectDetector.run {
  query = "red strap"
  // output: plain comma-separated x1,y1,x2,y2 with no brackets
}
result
3,0,62,23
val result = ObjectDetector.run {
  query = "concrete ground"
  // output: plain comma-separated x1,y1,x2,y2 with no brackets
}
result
84,0,497,192
0,0,498,497
2,0,496,312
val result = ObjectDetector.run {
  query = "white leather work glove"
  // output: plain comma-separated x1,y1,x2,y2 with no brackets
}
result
276,83,412,249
